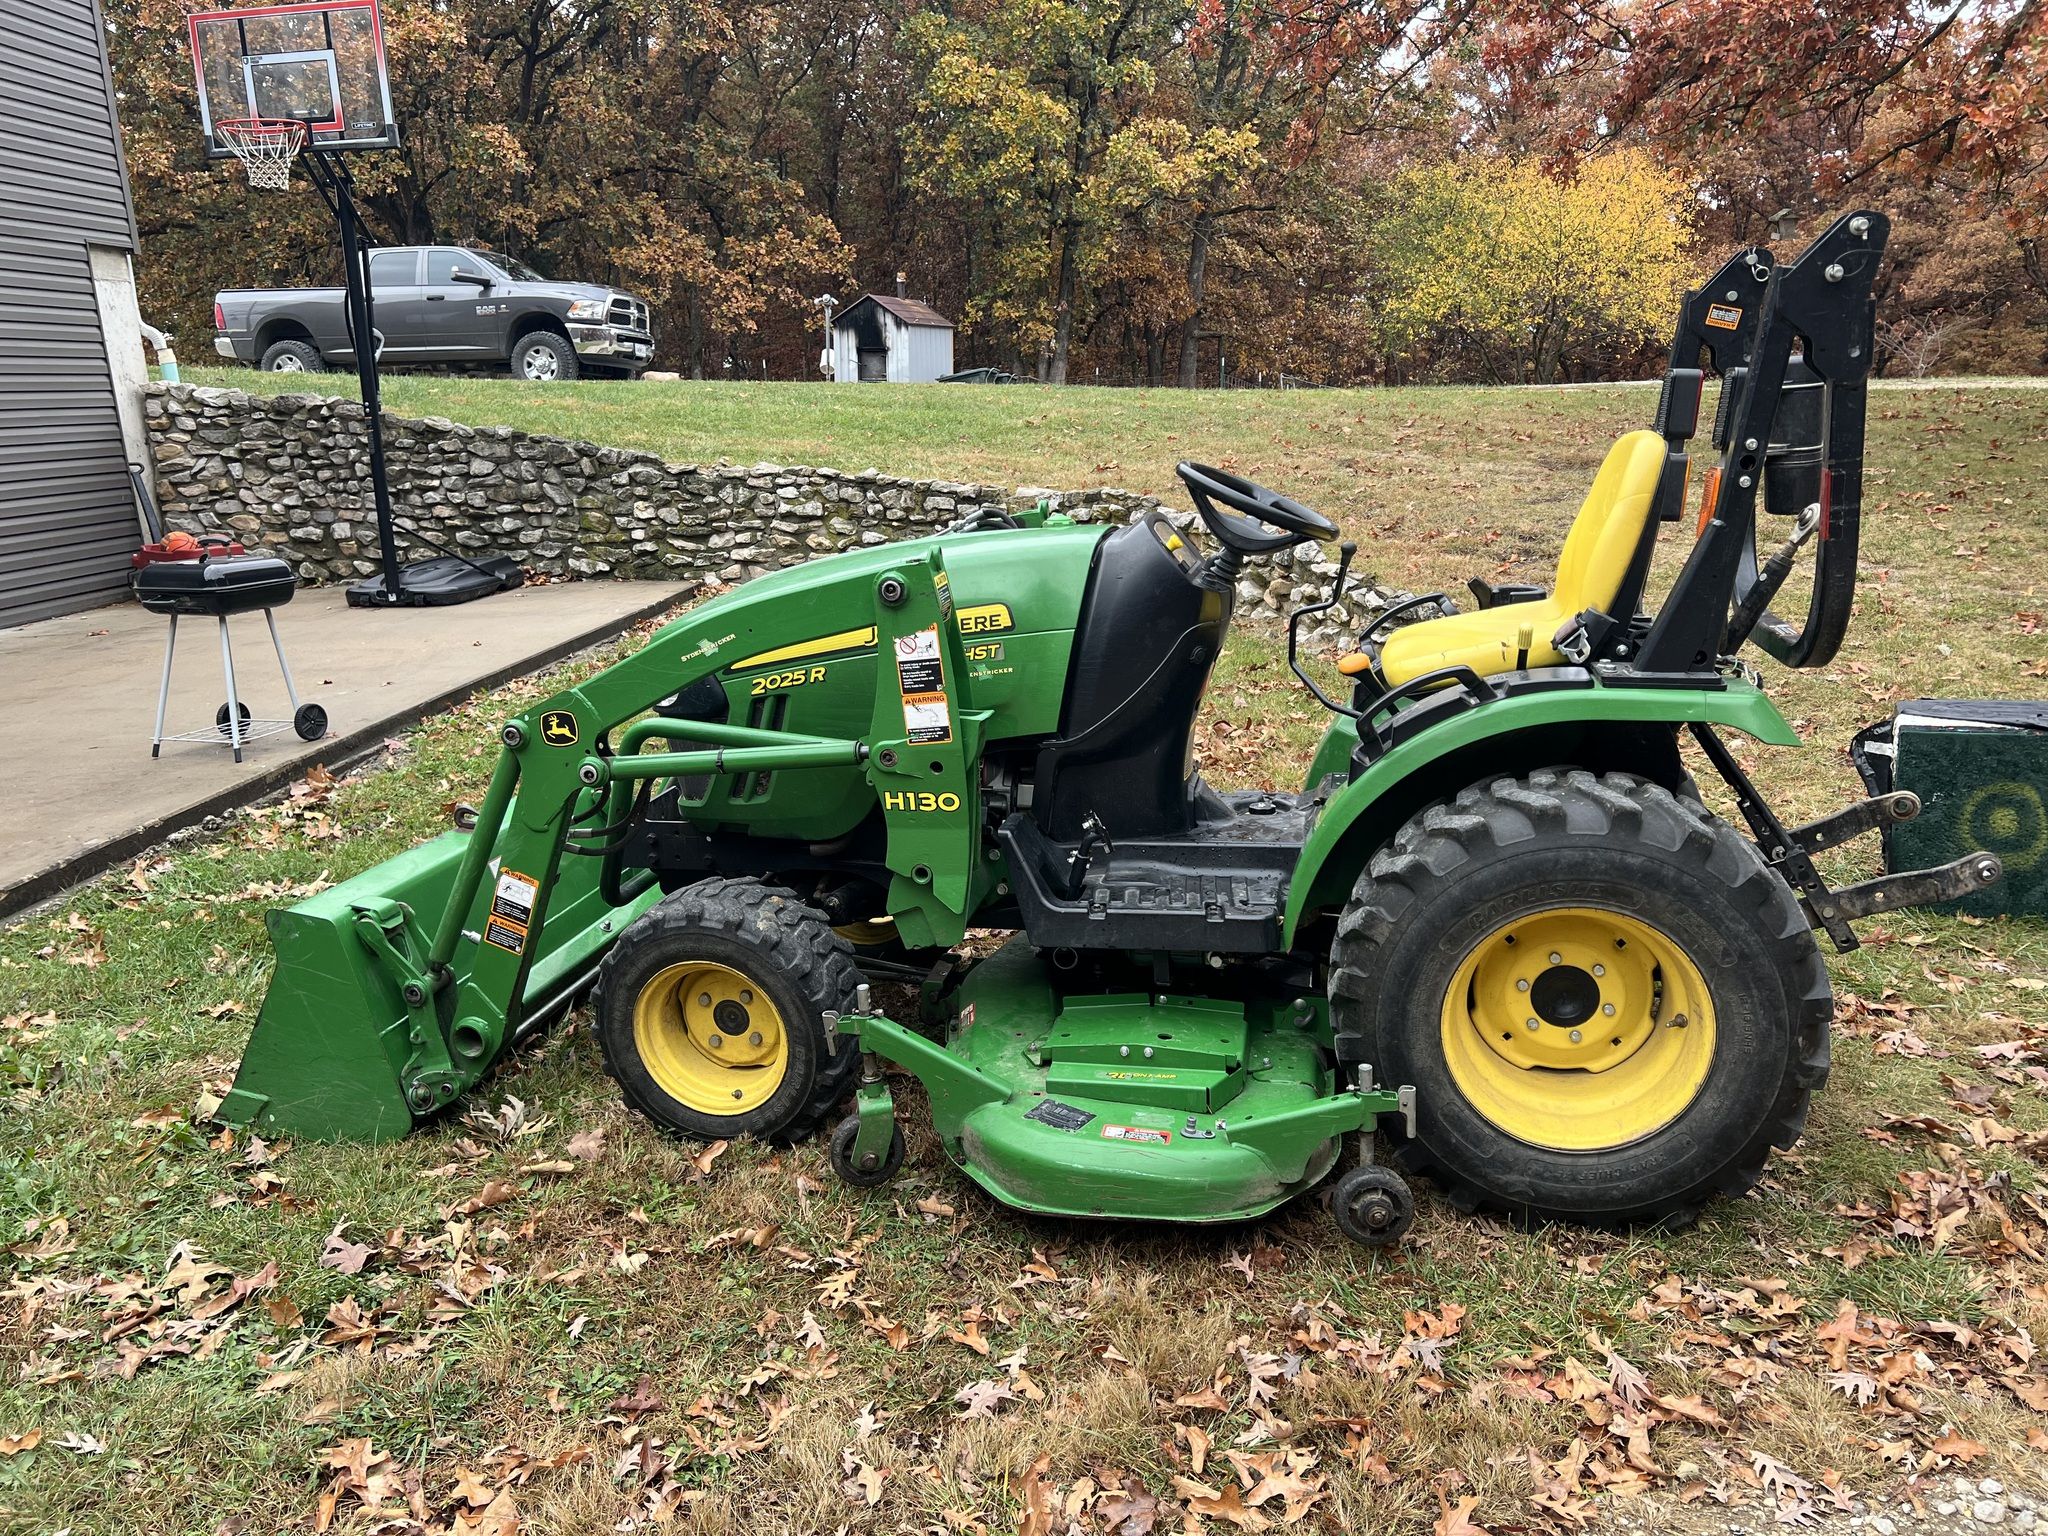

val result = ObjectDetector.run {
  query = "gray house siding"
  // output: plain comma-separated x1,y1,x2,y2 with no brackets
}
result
0,0,143,628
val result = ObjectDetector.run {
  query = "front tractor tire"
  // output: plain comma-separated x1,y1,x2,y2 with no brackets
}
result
593,878,861,1144
1331,770,1831,1228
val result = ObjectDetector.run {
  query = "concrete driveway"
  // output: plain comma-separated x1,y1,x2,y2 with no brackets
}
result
0,580,685,915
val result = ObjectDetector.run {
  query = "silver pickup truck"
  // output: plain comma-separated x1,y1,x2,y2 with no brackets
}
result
213,245,656,381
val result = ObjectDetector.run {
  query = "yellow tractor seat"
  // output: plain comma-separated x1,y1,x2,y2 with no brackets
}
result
1339,430,1670,688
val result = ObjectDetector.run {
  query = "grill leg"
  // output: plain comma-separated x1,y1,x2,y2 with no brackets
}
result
263,607,303,711
219,615,245,764
151,614,178,759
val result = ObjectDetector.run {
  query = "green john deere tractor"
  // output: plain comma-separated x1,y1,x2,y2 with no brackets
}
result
220,210,2000,1242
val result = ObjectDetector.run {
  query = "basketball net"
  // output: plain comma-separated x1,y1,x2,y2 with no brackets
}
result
217,117,308,190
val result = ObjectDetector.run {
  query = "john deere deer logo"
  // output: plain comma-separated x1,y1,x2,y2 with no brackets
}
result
539,711,579,746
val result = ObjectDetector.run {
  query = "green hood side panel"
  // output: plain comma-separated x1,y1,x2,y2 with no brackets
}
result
1282,678,1799,944
631,519,1105,844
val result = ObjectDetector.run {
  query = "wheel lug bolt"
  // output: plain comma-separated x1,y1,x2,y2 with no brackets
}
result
708,1034,723,1048
698,993,712,1007
1568,1029,1582,1043
1516,979,1530,992
740,989,753,1004
1525,1018,1540,1031
1602,1003,1616,1016
1592,964,1605,977
748,1031,763,1046
1549,952,1563,965
732,1088,743,1100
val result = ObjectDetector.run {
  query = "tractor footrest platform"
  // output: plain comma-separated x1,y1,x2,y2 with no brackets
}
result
998,802,1299,953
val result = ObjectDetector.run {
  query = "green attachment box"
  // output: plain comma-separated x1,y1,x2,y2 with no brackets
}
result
1857,700,2048,918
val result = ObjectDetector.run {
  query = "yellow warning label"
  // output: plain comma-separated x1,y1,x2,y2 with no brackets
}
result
902,691,953,745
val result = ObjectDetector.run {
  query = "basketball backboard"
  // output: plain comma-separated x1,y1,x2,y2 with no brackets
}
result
190,0,398,155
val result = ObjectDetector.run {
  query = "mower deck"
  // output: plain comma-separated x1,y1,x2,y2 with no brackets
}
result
837,939,1408,1224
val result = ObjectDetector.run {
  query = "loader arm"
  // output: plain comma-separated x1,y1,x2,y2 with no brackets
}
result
220,551,986,1140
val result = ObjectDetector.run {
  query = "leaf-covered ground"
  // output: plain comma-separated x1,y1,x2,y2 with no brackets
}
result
4,381,2046,1534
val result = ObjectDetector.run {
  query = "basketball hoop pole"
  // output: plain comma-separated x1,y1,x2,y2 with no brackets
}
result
298,147,404,602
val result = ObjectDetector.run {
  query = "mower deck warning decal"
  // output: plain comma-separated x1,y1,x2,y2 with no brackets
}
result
491,870,539,927
483,916,527,955
1102,1124,1171,1145
1026,1099,1095,1131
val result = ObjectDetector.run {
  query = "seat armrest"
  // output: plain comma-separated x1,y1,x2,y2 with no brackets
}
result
1467,578,1548,610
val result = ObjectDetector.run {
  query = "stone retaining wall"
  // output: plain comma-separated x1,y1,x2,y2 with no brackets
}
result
142,381,1419,644
143,383,1167,586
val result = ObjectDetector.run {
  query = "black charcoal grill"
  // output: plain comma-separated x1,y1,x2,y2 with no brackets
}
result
130,467,328,763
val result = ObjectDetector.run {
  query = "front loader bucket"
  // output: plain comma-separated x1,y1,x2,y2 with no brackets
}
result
218,823,650,1141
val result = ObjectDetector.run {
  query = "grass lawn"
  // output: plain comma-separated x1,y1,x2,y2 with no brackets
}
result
6,376,2047,1534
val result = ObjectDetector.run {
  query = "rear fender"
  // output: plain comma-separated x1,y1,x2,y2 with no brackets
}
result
1282,679,1799,944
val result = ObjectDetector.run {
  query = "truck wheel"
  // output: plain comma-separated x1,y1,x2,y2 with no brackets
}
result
260,339,324,373
593,877,860,1143
1329,770,1831,1228
510,331,578,382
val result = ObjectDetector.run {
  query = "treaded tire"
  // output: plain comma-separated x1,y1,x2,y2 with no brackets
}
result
510,330,579,381
1329,769,1831,1228
593,877,860,1143
260,338,325,372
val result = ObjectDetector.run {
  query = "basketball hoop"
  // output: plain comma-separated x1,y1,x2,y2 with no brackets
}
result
216,116,308,190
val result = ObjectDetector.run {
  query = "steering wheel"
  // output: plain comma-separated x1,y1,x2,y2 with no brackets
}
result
1175,462,1338,555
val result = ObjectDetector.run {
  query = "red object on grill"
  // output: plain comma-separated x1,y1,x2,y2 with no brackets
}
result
132,531,247,569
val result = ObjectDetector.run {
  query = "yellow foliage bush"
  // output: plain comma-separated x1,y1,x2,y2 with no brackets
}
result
1372,151,1697,383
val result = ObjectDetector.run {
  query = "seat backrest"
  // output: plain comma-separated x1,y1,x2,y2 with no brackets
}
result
1552,430,1669,616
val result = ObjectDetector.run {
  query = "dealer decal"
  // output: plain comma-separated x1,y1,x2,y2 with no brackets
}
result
1102,1124,1171,1145
1704,302,1743,331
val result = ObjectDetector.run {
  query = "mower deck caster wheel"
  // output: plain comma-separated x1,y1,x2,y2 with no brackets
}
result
293,703,328,741
1332,1165,1415,1249
830,1114,905,1188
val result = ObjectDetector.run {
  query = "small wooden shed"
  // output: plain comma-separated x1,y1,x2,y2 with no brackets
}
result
831,279,954,383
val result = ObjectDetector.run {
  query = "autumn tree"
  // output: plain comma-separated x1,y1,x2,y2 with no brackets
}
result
1370,151,1695,384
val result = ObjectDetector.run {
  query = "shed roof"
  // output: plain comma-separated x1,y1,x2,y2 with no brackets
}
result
837,292,954,330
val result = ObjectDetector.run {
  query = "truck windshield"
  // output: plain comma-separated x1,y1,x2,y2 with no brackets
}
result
480,252,547,282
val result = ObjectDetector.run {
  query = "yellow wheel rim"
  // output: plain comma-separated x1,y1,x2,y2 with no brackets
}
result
632,962,789,1115
1439,907,1717,1152
834,918,897,948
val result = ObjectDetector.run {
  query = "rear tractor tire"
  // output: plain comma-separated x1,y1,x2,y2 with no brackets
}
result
1330,770,1831,1228
593,877,861,1143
